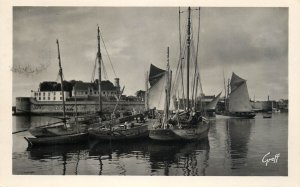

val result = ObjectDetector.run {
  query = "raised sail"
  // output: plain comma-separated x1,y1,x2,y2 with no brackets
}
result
205,92,222,111
228,73,252,112
148,64,167,111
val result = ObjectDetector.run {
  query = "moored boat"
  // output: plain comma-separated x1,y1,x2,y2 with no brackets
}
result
24,133,88,146
87,26,151,141
218,72,256,119
148,7,210,141
88,119,150,141
263,111,272,118
25,40,90,145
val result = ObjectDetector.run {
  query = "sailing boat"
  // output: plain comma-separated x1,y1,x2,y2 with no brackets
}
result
88,26,151,141
220,72,256,119
24,40,89,146
148,7,209,141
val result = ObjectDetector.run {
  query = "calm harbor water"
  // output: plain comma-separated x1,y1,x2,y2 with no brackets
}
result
12,113,288,175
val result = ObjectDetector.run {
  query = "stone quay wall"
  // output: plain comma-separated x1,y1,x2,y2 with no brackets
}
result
15,97,145,115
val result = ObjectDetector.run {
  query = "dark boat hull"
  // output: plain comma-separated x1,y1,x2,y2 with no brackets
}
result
24,133,88,146
263,114,272,118
217,112,256,119
88,124,149,141
149,122,210,141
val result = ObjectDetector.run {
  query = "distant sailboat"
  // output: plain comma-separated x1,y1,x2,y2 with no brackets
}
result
219,73,256,119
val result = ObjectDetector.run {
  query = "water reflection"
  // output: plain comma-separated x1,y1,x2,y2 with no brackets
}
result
88,138,210,176
226,119,253,169
148,139,210,175
27,143,89,175
13,115,288,175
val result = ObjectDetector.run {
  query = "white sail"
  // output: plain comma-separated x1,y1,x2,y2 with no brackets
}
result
205,92,222,110
148,73,168,111
228,73,252,112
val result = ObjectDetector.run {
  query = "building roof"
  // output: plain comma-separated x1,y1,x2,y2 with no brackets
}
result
74,80,117,91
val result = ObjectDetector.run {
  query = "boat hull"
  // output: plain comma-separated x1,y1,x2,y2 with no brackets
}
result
24,133,88,146
149,129,182,141
216,112,256,119
88,123,149,141
149,122,209,141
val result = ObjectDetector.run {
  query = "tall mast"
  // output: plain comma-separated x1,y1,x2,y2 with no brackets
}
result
223,70,227,111
179,7,185,110
186,7,191,110
163,47,170,127
226,78,230,112
97,26,102,114
145,71,149,111
56,39,66,120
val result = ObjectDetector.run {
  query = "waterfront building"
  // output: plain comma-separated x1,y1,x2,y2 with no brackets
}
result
31,90,70,101
72,78,120,100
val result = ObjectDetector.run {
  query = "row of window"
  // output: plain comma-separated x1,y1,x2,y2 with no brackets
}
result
76,91,117,95
34,92,63,96
36,96,63,101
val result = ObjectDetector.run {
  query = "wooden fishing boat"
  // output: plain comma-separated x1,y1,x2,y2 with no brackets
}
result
88,121,150,141
29,115,98,138
25,40,91,145
24,133,88,147
263,111,272,118
219,72,256,119
148,7,210,141
150,111,210,141
86,26,151,141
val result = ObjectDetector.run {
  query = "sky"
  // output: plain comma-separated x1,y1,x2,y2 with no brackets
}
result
13,7,288,103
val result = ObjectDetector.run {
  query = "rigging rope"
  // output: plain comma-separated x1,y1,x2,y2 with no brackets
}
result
91,53,98,82
101,58,108,80
99,30,117,78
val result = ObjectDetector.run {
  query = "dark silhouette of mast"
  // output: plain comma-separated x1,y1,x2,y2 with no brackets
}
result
164,47,170,125
97,26,102,114
56,39,66,121
186,7,191,111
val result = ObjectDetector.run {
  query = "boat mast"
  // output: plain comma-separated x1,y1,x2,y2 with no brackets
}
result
97,26,103,114
179,7,186,110
145,71,149,111
226,78,230,112
186,7,191,111
223,70,227,110
163,47,170,127
56,39,66,120
74,83,78,133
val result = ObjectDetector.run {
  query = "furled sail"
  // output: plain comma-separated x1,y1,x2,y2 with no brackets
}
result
205,92,222,110
228,73,252,112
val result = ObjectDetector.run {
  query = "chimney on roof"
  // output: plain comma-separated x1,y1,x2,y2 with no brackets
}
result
114,78,120,90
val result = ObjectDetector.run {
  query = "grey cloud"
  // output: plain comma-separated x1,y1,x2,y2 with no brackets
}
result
13,7,288,101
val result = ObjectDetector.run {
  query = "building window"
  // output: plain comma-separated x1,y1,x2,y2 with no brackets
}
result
53,97,56,100
94,92,96,94
39,92,41,96
43,97,45,100
48,97,50,100
85,91,88,94
39,97,41,100
43,92,45,96
103,91,105,94
60,97,62,100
